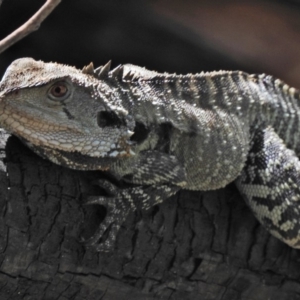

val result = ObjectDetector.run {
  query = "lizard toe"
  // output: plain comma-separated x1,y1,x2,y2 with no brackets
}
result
82,194,131,251
91,179,119,195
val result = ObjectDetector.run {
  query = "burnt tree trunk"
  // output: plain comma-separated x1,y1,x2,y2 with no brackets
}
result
0,132,300,300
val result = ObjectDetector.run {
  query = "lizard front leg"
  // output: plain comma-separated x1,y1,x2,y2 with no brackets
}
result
235,126,300,248
84,151,186,252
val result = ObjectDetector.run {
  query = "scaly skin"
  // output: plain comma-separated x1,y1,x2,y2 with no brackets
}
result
1,57,300,251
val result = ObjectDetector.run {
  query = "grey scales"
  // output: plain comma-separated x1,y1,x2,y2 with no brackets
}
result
0,57,300,251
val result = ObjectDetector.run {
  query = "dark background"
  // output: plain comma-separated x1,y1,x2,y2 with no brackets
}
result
1,0,300,87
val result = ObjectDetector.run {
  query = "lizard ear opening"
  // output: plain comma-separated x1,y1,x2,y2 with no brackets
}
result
130,122,149,144
97,111,126,128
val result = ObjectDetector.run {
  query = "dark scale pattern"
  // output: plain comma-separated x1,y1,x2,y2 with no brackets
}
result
236,127,300,248
2,57,300,251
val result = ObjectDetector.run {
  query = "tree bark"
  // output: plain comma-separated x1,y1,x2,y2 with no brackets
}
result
0,132,300,300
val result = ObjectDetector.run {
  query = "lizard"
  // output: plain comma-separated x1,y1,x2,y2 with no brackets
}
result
1,57,300,252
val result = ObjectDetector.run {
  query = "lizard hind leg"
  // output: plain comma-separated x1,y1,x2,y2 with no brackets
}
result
235,126,300,248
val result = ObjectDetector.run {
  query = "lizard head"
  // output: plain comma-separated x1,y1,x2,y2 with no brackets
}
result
0,57,135,170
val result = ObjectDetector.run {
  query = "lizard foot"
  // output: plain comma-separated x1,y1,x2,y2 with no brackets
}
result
82,180,135,252
82,179,180,252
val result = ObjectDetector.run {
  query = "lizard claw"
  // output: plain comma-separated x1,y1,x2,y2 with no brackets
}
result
82,180,133,252
82,209,123,252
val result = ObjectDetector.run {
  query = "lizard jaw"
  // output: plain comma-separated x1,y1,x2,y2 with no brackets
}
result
0,103,135,162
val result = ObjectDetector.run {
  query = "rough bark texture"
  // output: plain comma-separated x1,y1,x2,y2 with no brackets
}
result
1,0,300,299
1,132,300,300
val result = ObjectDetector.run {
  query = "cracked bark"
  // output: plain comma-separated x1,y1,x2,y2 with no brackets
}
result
1,131,300,300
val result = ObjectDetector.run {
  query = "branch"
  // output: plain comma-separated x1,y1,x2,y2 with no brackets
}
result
0,0,61,54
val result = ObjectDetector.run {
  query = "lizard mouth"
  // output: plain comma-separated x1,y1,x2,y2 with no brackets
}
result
21,139,118,171
0,104,134,160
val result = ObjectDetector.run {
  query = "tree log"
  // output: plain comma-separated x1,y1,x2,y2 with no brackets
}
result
0,132,299,300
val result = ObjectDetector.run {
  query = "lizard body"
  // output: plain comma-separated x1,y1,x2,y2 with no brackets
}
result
1,57,300,251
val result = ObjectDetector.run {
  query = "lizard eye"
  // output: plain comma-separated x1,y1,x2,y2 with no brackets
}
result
47,81,71,101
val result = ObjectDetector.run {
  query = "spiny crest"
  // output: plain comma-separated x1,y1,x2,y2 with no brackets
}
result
82,62,94,75
82,60,176,83
109,65,124,79
94,60,111,79
82,60,124,81
123,71,136,81
82,61,124,81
